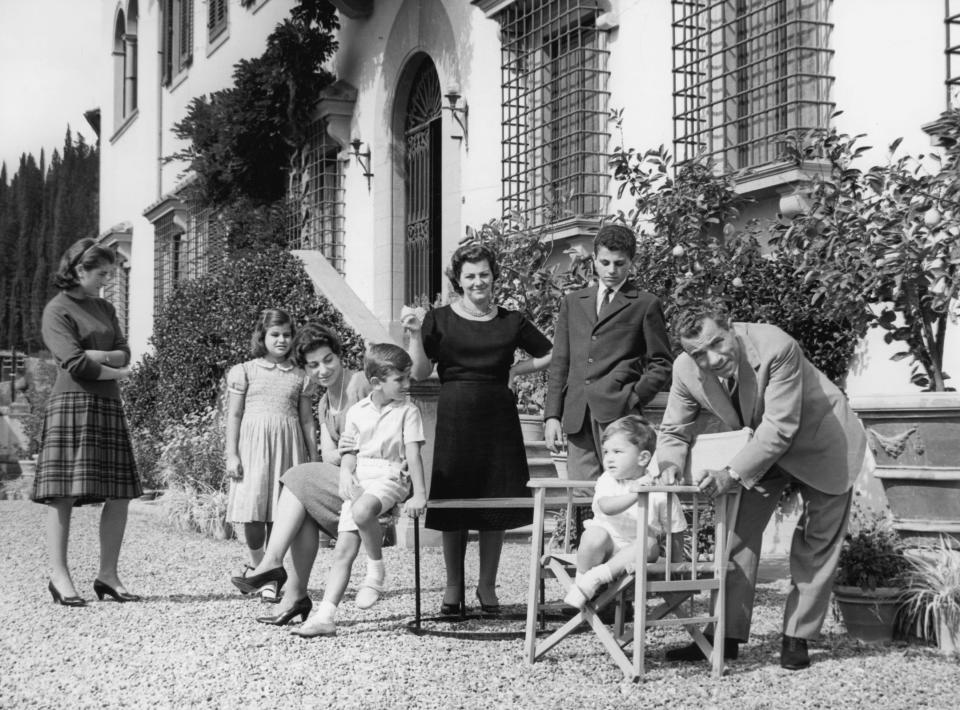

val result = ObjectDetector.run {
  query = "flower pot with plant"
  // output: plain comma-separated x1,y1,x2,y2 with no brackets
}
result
833,509,910,643
901,536,960,655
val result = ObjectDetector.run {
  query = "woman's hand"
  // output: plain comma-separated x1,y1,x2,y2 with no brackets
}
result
225,454,243,480
400,312,423,334
114,366,131,381
404,492,427,518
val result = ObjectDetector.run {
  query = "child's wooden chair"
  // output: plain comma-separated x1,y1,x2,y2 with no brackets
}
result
523,428,751,682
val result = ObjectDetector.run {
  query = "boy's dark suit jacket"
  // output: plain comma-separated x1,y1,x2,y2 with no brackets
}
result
544,280,672,432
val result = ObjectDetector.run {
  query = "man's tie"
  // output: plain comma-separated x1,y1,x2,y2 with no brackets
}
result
598,288,613,318
727,376,744,426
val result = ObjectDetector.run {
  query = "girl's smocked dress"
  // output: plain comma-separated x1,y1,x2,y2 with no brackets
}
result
422,305,551,531
225,359,314,523
32,292,141,504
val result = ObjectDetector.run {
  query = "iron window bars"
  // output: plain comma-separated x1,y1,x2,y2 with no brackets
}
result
498,0,612,228
672,0,834,174
286,119,346,275
153,201,225,315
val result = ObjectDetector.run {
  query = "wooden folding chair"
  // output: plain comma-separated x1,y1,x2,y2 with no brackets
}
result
523,428,750,682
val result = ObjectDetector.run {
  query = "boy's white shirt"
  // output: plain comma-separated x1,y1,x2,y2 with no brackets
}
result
591,460,687,542
342,395,425,471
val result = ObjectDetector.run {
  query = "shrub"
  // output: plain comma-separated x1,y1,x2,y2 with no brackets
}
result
155,406,234,540
835,508,909,591
609,134,864,386
21,357,58,456
123,246,364,485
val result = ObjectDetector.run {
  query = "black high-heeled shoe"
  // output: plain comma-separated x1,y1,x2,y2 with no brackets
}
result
93,579,142,603
475,589,500,614
256,596,312,626
48,580,86,607
439,599,466,616
231,565,288,595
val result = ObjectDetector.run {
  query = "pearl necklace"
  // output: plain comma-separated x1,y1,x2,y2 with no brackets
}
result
459,298,495,318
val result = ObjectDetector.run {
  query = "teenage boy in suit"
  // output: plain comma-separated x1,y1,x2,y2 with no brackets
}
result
544,224,672,481
656,300,869,670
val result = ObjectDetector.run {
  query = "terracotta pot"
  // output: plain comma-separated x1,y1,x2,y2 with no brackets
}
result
852,392,960,545
833,585,902,643
518,413,545,442
936,615,960,655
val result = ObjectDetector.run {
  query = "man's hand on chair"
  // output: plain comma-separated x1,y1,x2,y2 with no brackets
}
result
658,463,682,485
695,467,736,499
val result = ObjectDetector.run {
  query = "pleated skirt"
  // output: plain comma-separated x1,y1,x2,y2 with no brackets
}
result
31,392,141,505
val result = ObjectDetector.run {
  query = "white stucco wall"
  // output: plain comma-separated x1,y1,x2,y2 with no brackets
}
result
101,0,957,389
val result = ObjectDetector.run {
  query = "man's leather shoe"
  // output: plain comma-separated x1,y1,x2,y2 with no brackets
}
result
665,634,739,662
780,635,810,670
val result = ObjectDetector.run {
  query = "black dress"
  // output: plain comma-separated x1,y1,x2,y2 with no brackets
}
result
422,305,551,531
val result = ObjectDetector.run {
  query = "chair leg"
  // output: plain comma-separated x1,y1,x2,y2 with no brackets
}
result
525,489,547,664
414,515,421,632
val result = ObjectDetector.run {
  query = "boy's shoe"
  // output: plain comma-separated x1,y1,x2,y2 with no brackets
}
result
563,585,589,610
291,614,336,638
259,580,280,603
355,576,385,609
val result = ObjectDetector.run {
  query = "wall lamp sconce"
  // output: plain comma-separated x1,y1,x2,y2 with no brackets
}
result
444,91,468,148
350,138,373,190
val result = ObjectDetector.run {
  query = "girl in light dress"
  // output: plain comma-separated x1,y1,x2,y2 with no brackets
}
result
225,308,318,600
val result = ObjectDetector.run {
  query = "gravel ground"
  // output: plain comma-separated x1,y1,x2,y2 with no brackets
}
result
1,498,957,709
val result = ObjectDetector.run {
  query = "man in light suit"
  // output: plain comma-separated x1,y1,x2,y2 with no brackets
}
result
657,300,868,670
544,224,672,480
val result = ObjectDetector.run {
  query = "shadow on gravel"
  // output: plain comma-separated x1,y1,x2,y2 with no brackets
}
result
154,593,248,603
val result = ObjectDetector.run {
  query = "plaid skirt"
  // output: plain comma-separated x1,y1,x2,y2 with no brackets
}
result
31,392,142,506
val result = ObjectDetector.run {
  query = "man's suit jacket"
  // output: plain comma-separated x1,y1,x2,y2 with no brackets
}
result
544,280,672,432
657,322,866,495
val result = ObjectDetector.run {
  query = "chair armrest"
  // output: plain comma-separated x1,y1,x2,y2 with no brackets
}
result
527,479,597,490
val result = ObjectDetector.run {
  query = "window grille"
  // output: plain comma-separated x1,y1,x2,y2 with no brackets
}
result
153,202,225,314
672,0,834,173
103,256,130,335
947,0,960,108
208,0,227,41
286,120,346,274
498,0,611,228
0,351,25,383
163,0,193,84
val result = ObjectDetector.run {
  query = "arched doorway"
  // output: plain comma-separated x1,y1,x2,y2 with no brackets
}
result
403,56,442,305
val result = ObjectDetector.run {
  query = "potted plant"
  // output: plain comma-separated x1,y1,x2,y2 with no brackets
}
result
901,536,960,655
833,509,910,643
775,113,960,541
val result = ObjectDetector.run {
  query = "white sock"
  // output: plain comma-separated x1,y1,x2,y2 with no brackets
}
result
579,564,614,598
367,558,385,584
316,600,338,624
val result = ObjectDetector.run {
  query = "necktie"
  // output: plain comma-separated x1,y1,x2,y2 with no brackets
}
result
727,377,744,426
598,288,612,317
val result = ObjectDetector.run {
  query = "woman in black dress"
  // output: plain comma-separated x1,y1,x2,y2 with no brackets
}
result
32,238,141,606
405,243,551,614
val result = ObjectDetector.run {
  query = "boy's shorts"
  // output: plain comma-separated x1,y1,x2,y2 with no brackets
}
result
583,519,658,558
338,458,410,533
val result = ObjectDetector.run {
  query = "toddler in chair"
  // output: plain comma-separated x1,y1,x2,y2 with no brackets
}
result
564,415,687,609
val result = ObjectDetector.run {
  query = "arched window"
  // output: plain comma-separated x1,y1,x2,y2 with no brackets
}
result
112,2,138,130
403,57,443,305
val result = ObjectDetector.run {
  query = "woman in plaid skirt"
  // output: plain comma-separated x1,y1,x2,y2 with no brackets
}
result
32,238,142,606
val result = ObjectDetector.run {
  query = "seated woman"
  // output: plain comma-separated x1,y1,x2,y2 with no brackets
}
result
230,323,369,625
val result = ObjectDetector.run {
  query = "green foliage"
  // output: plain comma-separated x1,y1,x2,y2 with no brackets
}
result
0,130,98,352
170,1,339,209
609,130,863,386
158,407,227,493
123,246,363,484
901,537,960,644
835,508,909,591
774,111,960,391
